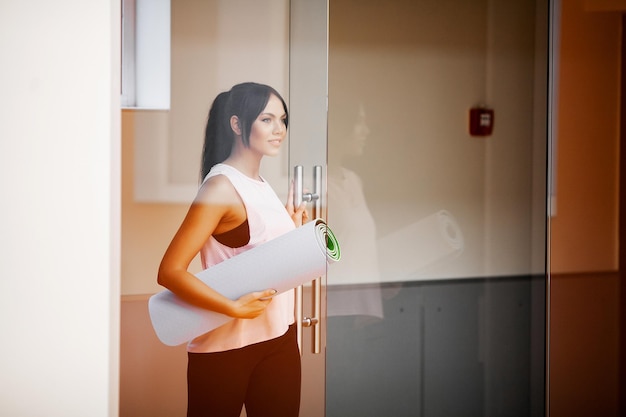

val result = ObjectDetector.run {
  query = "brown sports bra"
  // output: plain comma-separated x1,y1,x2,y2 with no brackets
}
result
213,219,250,248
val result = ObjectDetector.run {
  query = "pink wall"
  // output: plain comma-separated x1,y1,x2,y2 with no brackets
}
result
550,273,620,417
549,1,623,416
120,296,187,417
121,110,201,295
550,0,621,274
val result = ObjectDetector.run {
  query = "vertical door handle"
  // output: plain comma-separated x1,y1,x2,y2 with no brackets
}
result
293,166,304,353
311,165,323,354
293,165,323,354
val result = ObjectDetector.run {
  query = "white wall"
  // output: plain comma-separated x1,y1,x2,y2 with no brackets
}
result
0,1,120,416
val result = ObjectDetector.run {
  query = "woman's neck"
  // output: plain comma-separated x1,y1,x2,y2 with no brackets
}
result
223,153,262,180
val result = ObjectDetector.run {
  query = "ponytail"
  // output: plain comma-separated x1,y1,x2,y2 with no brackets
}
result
200,91,232,181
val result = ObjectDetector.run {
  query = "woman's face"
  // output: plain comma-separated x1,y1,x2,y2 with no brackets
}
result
350,103,369,156
247,94,288,158
329,102,370,160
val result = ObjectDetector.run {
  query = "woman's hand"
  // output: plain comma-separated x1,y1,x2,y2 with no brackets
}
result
229,289,277,319
286,181,309,227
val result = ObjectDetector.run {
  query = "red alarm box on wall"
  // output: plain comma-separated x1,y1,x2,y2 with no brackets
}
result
469,107,494,136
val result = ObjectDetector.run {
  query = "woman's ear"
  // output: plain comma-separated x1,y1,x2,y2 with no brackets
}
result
230,115,241,135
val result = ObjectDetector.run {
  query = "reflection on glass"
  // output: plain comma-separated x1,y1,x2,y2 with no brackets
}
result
327,100,384,319
323,0,547,415
377,209,464,282
326,94,401,416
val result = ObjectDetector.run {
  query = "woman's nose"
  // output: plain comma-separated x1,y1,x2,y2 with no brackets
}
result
274,120,286,134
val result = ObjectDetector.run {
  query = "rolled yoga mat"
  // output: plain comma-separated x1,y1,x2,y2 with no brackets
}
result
149,219,341,346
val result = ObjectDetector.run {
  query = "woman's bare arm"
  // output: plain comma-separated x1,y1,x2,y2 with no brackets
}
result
157,175,275,319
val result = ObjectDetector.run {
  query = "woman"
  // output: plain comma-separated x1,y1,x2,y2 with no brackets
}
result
157,82,307,417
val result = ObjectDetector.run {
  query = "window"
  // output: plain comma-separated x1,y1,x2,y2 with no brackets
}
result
121,0,170,109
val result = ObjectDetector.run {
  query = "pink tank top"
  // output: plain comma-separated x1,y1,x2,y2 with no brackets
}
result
187,163,296,353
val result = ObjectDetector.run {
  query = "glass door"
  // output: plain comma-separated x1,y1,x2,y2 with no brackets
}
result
289,1,329,416
289,0,548,416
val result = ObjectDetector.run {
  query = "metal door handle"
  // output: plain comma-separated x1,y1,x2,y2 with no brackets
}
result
302,317,319,327
310,165,322,354
293,166,320,205
293,165,324,354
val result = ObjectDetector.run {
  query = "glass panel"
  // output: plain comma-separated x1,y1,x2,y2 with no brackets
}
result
324,0,547,416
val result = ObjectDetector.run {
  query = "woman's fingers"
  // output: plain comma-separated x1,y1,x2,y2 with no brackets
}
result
257,288,278,300
291,202,308,226
286,181,309,226
233,289,277,319
286,180,295,213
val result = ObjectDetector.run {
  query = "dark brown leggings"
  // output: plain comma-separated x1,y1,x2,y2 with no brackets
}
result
187,325,301,417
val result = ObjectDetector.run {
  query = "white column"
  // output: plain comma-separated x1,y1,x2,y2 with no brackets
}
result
0,1,121,416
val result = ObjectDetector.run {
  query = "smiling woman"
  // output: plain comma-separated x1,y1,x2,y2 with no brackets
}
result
156,82,307,417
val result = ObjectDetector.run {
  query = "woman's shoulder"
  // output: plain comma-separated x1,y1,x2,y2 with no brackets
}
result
334,167,363,186
195,173,240,207
201,163,229,182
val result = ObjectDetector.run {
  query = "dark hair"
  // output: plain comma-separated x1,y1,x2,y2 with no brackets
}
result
200,82,289,181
